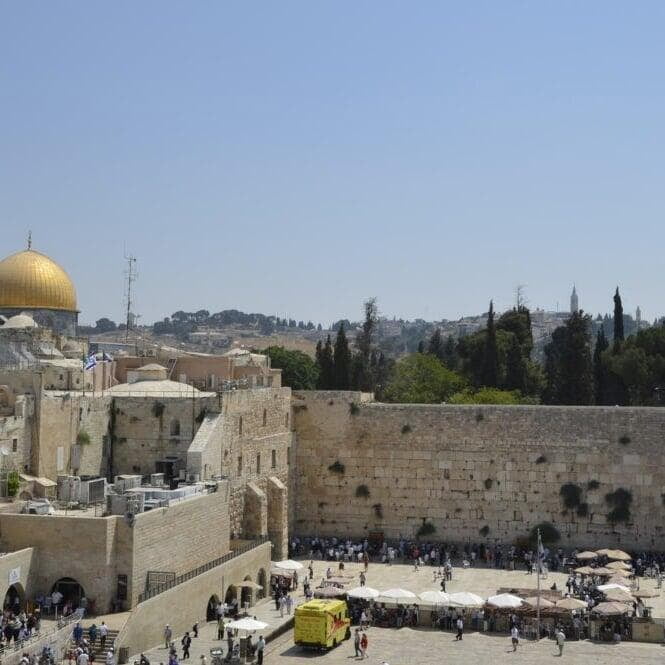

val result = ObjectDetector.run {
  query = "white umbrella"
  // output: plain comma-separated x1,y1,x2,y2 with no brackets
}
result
347,586,380,600
418,590,451,605
379,588,417,601
226,618,269,632
274,559,304,571
556,598,587,610
448,592,485,608
487,593,523,609
597,583,631,594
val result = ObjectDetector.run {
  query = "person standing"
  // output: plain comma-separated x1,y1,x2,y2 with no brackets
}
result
360,632,368,660
163,625,172,650
181,632,191,660
359,571,366,587
100,623,109,651
256,636,265,665
511,625,519,651
555,628,565,656
353,629,361,658
285,595,293,615
456,616,464,641
279,596,286,617
192,623,199,639
217,616,225,640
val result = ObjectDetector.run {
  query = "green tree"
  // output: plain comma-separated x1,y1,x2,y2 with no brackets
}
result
262,346,319,390
441,335,459,371
354,298,378,391
384,353,465,404
449,387,536,405
480,301,499,387
95,317,117,333
543,311,594,405
504,333,528,392
593,328,609,404
316,335,335,389
613,287,624,346
427,328,444,360
333,324,352,390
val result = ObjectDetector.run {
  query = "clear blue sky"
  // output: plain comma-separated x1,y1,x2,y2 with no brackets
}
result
2,2,664,326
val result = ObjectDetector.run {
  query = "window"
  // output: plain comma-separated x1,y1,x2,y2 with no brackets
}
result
262,409,267,427
237,456,242,477
11,439,17,453
271,449,276,469
256,453,261,475
170,419,180,436
285,412,289,429
239,417,243,436
59,374,64,381
286,447,290,466
116,575,128,601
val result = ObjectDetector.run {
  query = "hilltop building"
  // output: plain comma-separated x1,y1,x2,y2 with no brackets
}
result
570,285,579,313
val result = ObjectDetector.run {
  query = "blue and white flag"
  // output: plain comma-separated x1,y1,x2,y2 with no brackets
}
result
84,354,97,371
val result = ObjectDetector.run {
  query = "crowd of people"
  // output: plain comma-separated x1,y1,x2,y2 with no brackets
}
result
69,621,113,665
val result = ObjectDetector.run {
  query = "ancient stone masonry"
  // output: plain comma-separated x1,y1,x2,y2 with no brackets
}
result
292,391,665,550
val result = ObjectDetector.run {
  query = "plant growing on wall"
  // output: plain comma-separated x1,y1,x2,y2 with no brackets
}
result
76,430,91,445
349,402,360,415
7,471,19,497
529,522,560,545
559,483,582,509
479,525,490,537
535,455,547,464
484,478,493,489
401,423,412,434
605,488,632,524
618,435,631,445
372,503,383,519
416,521,436,538
328,461,345,475
355,484,370,498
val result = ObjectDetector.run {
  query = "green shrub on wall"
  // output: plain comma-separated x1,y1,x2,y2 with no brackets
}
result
416,521,436,538
7,471,19,497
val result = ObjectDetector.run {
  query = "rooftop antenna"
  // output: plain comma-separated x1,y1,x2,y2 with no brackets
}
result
123,252,138,344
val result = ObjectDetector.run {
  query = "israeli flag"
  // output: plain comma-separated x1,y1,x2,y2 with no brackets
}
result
85,354,97,371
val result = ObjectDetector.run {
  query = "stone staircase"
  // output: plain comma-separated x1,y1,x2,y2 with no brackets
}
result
70,628,120,659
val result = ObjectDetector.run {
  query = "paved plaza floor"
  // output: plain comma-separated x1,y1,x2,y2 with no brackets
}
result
135,559,664,665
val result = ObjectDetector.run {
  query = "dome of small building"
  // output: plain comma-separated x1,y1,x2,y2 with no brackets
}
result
3,313,38,329
0,249,77,312
106,379,205,396
127,363,168,384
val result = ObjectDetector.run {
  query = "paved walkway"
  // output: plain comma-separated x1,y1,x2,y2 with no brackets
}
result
133,559,664,664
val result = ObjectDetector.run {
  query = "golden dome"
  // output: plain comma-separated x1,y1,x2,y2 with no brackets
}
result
0,249,77,312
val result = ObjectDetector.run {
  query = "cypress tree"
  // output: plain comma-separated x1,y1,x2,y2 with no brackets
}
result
613,287,624,346
442,335,458,370
355,298,378,391
481,300,499,387
316,335,335,389
593,327,609,404
417,340,425,354
333,323,351,390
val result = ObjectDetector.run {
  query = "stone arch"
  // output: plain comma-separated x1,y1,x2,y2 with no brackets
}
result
206,594,220,622
224,585,237,607
50,577,86,608
3,582,25,612
240,574,254,608
257,569,267,600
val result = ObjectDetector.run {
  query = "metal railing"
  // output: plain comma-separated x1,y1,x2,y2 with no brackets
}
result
138,536,270,603
0,609,84,665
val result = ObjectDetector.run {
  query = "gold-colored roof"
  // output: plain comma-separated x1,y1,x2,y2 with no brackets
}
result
0,249,77,312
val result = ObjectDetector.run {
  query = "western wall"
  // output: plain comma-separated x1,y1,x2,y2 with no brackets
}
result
292,391,665,550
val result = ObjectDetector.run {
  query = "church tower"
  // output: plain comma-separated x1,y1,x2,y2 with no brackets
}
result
570,285,579,314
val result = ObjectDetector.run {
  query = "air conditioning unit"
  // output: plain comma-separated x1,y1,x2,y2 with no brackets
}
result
57,475,81,502
114,475,142,492
150,473,165,486
186,473,200,483
80,478,106,504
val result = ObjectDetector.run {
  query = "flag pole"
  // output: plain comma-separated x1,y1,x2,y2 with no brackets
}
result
536,527,541,640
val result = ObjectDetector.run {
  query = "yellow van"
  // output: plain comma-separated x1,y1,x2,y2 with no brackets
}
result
294,599,351,649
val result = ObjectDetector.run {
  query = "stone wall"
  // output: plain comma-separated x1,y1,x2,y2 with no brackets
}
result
292,391,665,550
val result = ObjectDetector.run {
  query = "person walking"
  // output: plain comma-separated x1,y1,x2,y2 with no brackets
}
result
217,616,225,640
181,632,191,660
455,616,464,641
285,595,293,615
359,571,366,587
279,595,286,618
353,629,361,658
555,627,565,656
192,623,199,639
163,625,172,650
360,632,368,660
256,636,265,665
510,625,519,652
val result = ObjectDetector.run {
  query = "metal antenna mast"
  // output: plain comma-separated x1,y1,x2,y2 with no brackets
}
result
124,253,138,343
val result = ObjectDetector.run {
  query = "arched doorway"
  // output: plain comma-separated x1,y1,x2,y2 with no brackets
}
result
240,575,253,609
206,594,220,622
3,583,24,613
224,585,237,615
257,569,267,600
50,578,85,609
